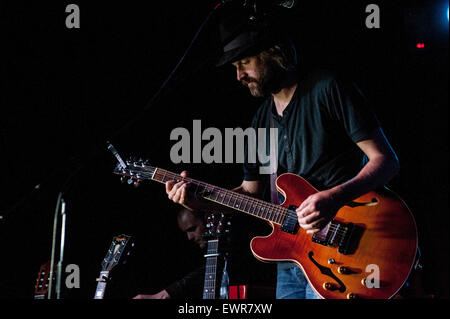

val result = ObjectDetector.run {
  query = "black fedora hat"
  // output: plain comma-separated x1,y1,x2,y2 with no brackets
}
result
215,10,283,67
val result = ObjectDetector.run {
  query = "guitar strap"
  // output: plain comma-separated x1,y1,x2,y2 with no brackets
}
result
269,104,279,205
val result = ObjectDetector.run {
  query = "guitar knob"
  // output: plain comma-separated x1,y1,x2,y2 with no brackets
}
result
361,278,367,287
327,258,335,264
347,293,358,299
337,266,349,274
323,282,337,291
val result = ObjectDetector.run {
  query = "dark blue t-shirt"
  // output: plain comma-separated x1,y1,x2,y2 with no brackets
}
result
243,69,380,196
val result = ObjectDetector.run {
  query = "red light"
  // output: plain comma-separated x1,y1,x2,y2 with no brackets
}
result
416,43,425,49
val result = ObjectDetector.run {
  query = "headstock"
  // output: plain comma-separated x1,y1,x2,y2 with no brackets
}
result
108,143,154,186
34,261,53,299
204,213,232,241
113,158,155,187
100,234,134,274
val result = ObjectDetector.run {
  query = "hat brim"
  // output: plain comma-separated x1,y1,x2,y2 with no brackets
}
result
215,36,279,67
216,43,257,67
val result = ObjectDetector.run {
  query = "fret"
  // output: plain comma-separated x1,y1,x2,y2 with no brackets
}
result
266,206,272,220
261,205,267,219
206,187,215,199
115,164,286,225
154,168,166,183
214,188,220,201
250,201,256,215
277,208,285,224
255,204,262,217
219,190,226,204
94,271,110,299
232,195,238,209
242,198,249,213
270,206,277,221
266,205,273,220
270,207,277,223
203,238,219,299
203,186,210,199
226,192,232,206
237,197,244,210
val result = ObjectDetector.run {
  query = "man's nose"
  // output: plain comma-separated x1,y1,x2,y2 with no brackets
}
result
236,68,246,82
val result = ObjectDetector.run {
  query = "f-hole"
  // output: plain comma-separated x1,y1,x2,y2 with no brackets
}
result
308,251,346,293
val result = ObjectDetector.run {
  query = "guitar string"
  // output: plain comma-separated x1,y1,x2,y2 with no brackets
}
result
125,165,288,222
151,169,289,224
122,165,348,238
204,240,218,298
284,209,348,237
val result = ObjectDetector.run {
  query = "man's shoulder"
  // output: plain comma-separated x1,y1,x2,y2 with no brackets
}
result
301,68,341,92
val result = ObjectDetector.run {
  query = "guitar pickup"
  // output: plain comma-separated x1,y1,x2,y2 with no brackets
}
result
280,205,299,234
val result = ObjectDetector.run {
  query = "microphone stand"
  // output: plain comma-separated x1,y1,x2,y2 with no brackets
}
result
47,193,67,299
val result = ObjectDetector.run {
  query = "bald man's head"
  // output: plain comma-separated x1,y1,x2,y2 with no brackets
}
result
177,209,206,249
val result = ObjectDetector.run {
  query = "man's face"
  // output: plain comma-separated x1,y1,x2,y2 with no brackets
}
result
178,212,206,249
232,56,269,97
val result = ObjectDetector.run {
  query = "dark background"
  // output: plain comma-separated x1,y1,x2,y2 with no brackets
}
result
0,0,448,300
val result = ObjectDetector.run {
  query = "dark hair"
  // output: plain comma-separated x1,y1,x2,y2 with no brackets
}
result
257,40,298,72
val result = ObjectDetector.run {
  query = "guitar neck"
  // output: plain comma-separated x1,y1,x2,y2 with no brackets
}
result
127,166,288,225
94,271,110,299
203,239,219,299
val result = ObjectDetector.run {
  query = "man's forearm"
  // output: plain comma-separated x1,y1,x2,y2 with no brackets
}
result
329,155,400,206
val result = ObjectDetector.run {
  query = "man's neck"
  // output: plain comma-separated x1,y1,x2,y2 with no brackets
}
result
272,82,298,116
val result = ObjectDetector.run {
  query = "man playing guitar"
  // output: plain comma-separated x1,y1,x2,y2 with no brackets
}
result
165,10,401,299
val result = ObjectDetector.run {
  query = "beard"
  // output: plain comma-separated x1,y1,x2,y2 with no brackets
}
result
241,60,287,98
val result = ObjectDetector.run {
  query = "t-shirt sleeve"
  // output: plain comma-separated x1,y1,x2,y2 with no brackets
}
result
326,76,380,143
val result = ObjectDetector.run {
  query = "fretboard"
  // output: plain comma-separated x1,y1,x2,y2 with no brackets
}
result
94,271,109,299
121,165,288,225
203,239,219,299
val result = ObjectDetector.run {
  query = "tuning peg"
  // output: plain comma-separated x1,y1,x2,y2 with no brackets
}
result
127,178,134,185
120,176,127,183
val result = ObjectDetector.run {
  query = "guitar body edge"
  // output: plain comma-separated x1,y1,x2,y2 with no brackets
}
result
249,173,418,299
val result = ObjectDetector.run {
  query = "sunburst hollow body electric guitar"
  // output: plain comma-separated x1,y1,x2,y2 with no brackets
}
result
108,144,418,299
